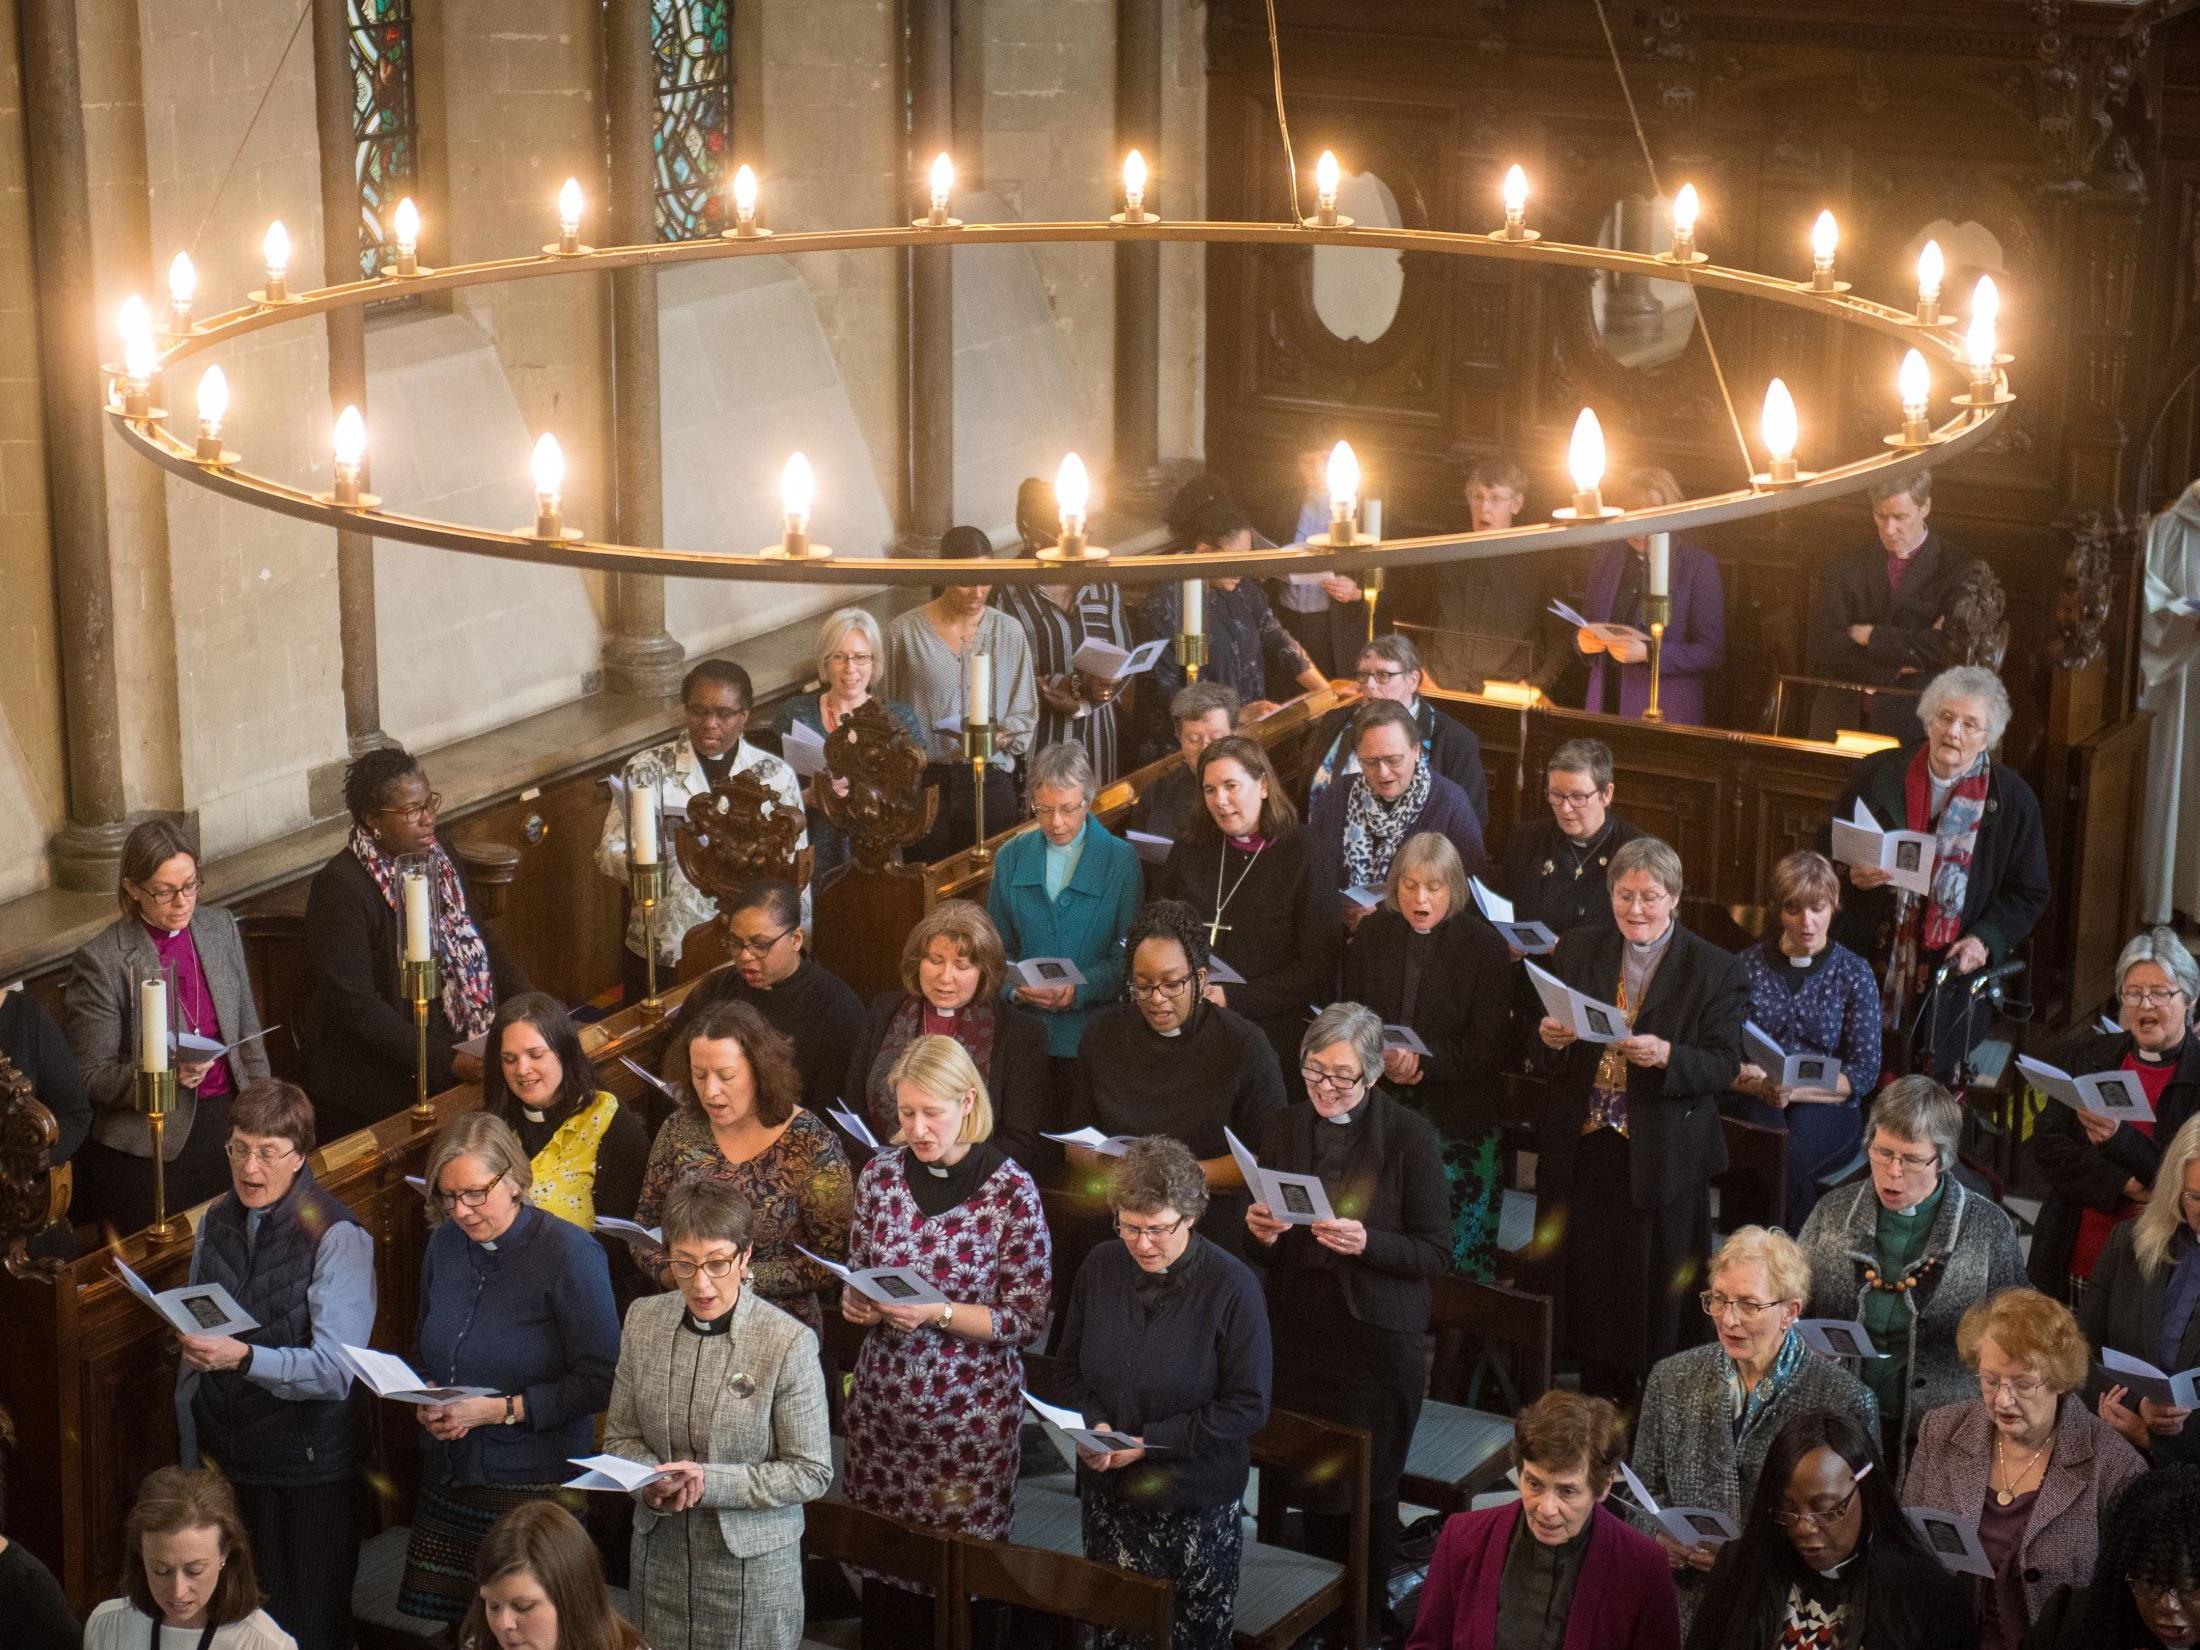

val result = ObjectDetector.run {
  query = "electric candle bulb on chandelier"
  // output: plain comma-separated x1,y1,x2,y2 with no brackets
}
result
1496,164,1536,242
727,164,768,238
1555,408,1618,519
551,178,586,255
1914,239,1945,326
1326,441,1365,546
166,252,197,333
920,153,960,228
257,220,292,303
1890,348,1936,448
390,196,422,276
529,434,568,539
1311,149,1350,229
1756,377,1805,487
1113,149,1155,225
327,405,375,507
116,295,159,418
1038,452,1107,562
1807,211,1846,293
193,366,236,465
762,452,830,560
1665,183,1704,264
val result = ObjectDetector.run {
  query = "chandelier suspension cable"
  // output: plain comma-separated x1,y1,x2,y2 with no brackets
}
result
186,0,316,259
1590,0,1759,488
1261,0,1301,220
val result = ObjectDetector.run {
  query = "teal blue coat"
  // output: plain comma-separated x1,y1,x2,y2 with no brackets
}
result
986,814,1142,1058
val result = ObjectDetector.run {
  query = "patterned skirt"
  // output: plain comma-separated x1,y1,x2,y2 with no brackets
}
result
1081,1494,1243,1650
398,1480,578,1625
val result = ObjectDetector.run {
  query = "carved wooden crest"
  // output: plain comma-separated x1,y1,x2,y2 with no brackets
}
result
1945,561,2009,674
2049,512,2124,673
817,699,935,873
674,767,812,907
0,1051,68,1281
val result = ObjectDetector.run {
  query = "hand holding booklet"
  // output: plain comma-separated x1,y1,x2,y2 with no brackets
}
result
1021,1391,1165,1457
1907,1507,1994,1578
794,1245,948,1308
1069,637,1170,682
1012,957,1088,991
175,1025,279,1063
1796,1319,1886,1360
1549,599,1650,649
1470,877,1558,955
565,1453,675,1493
339,1344,495,1405
113,1258,259,1339
2015,1055,2155,1123
778,719,829,778
1524,960,1628,1044
1225,1126,1335,1225
1741,1022,1844,1098
1617,1460,1742,1548
2097,1347,2200,1409
1829,802,1936,896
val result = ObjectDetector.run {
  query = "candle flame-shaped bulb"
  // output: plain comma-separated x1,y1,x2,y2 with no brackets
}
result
929,152,954,216
1503,164,1528,216
558,178,584,238
1123,149,1148,215
1899,348,1931,412
1966,310,1998,380
1971,274,2000,328
119,294,151,354
263,220,290,282
118,296,156,405
168,251,196,310
196,365,229,434
1315,149,1341,211
1811,210,1838,265
1326,441,1360,510
531,433,565,503
393,197,419,253
1568,408,1606,495
1672,183,1699,238
1916,239,1944,301
1055,452,1091,530
781,452,815,530
733,164,758,220
1761,378,1798,481
333,405,365,468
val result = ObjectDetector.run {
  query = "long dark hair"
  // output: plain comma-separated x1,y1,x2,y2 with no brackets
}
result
1687,1411,1923,1650
479,992,597,1128
2076,1466,2200,1644
458,1501,642,1650
1181,735,1299,844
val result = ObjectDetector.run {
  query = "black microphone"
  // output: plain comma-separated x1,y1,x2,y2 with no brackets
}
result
1964,957,2027,997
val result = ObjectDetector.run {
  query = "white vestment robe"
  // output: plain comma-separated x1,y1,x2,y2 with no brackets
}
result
2140,480,2200,924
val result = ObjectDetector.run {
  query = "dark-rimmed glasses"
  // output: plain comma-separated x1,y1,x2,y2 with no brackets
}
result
437,1175,504,1211
1301,1065,1366,1093
224,1141,300,1168
1128,975,1194,1000
1770,1480,1865,1529
667,1256,744,1281
378,792,442,825
1115,1215,1188,1243
728,925,795,959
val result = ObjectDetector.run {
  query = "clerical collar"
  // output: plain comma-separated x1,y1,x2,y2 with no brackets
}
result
1226,833,1269,854
1324,1096,1368,1127
682,1306,733,1337
1628,926,1674,957
141,917,188,939
2134,1040,2182,1066
522,1106,547,1124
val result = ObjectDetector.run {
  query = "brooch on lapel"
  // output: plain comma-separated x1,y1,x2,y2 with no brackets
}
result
728,1371,757,1399
1541,859,1555,877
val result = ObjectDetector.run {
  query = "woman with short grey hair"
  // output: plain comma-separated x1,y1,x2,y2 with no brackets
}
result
1796,1075,2024,1472
2027,925,2200,1302
1025,739,1097,801
1829,662,2051,1078
1246,998,1450,1640
771,606,924,884
1498,737,1646,942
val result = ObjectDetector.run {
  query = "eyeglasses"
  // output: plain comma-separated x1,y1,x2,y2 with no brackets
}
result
1301,1065,1367,1093
1354,668,1410,686
1867,1144,1940,1175
137,877,202,904
378,792,442,825
1977,1371,2050,1401
1929,711,1988,738
1361,752,1414,774
2128,1577,2198,1611
1115,1215,1188,1242
2119,986,2187,1006
224,1141,299,1167
1546,790,1603,810
728,926,794,959
823,651,875,669
1614,889,1673,909
684,703,750,724
437,1175,504,1211
1770,1481,1865,1530
667,1256,744,1281
1699,1291,1785,1321
1128,975,1194,999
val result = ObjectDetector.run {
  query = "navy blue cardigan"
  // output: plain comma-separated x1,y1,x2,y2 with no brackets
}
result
413,1201,620,1487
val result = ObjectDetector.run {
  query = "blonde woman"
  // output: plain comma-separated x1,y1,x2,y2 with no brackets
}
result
2083,1112,2200,1465
396,1113,620,1626
840,1035,1051,1643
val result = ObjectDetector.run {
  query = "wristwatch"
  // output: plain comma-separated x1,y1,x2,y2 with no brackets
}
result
935,1302,953,1332
503,1394,521,1426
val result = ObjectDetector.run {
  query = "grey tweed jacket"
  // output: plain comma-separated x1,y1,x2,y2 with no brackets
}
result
1796,1175,2024,1468
1627,1335,1879,1631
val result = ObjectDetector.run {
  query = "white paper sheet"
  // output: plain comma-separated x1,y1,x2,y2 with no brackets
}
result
1126,830,1173,866
1020,1390,1154,1455
618,1054,684,1103
779,720,829,778
1382,1023,1431,1056
1828,802,1936,896
1549,599,1650,648
338,1344,494,1404
1524,960,1627,1044
1471,879,1559,953
1069,637,1170,681
1224,1125,1336,1225
826,1105,881,1150
1617,1459,1740,1548
1742,1021,1845,1097
174,1025,280,1062
1342,886,1386,909
1043,1127,1133,1157
592,1217,662,1247
565,1453,675,1492
2099,1347,2200,1409
1204,955,1246,986
114,1259,260,1339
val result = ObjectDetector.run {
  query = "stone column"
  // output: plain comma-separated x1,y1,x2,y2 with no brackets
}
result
1111,0,1166,519
600,0,686,697
20,0,131,888
311,0,390,756
902,0,954,556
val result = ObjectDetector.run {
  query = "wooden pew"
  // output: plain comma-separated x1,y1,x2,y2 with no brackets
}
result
0,986,696,1615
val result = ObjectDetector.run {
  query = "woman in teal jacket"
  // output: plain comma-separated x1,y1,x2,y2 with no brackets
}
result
987,741,1143,1084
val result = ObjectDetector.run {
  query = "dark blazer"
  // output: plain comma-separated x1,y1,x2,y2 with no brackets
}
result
1579,537,1725,726
1812,532,1977,687
1825,744,2051,967
1306,697,1490,827
1343,908,1513,1141
302,850,527,1135
2027,1027,2200,1292
844,992,1055,1170
1406,1502,1681,1650
1499,815,1647,940
1538,922,1749,1210
1158,828,1339,1070
0,990,90,1163
1250,1090,1450,1332
1308,770,1486,895
2077,1220,2200,1467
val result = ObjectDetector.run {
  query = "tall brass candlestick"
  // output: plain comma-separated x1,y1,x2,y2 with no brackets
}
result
402,956,442,1121
629,860,667,1023
1641,593,1672,725
1177,629,1207,682
137,1066,185,1243
963,722,996,863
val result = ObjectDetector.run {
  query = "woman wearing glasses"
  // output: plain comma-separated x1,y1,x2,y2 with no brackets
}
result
2020,1465,2200,1650
1301,634,1489,826
1902,1288,2145,1650
633,1001,853,1333
1797,1077,2025,1472
1307,698,1485,927
846,901,1053,1171
1627,1227,1878,1636
1246,1002,1448,1643
1056,1135,1271,1650
304,745,526,1136
840,1035,1051,1645
1499,739,1646,942
399,1112,620,1627
480,993,650,1237
1536,836,1749,1398
772,607,926,886
1683,1411,1972,1650
1064,900,1289,1254
170,1080,375,1650
2082,1115,2200,1466
2027,928,2200,1304
603,1178,832,1650
67,817,271,1233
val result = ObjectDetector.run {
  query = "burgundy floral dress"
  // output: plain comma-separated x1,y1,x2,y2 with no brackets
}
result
841,1148,1052,1542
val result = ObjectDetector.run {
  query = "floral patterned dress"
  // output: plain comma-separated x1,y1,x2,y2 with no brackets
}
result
633,1108,855,1333
841,1148,1052,1542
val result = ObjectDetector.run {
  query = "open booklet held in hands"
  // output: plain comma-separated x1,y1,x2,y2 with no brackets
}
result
2097,1347,2200,1409
2015,1055,2156,1123
1524,960,1628,1045
1907,1507,1994,1578
1012,957,1088,991
175,1025,280,1064
794,1245,948,1309
1069,637,1171,682
1829,802,1936,897
1021,1391,1165,1457
1617,1459,1743,1549
826,1104,881,1150
618,1055,683,1105
565,1454,676,1493
1742,1022,1845,1099
1225,1126,1335,1225
113,1259,259,1339
593,1217,662,1248
1043,1127,1135,1157
1470,878,1558,955
339,1344,496,1406
778,719,829,778
1549,599,1650,650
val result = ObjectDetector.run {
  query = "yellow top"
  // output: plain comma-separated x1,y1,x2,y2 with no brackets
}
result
527,1090,621,1230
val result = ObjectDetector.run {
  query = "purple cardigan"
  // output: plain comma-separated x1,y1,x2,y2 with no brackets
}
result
1308,769,1486,895
1578,537,1726,726
1405,1502,1680,1650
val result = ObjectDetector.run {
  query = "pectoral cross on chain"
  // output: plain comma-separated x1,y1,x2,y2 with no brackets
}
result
1205,911,1231,949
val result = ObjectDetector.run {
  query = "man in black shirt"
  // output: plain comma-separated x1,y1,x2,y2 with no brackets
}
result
1810,470,1977,736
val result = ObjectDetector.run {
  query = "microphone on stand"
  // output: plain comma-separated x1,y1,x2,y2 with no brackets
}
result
1964,957,2027,998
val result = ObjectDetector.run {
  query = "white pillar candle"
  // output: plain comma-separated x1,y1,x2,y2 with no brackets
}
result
1647,532,1671,600
1363,497,1384,541
1183,578,1203,634
402,871,432,963
968,651,992,726
629,784,659,866
139,976,168,1073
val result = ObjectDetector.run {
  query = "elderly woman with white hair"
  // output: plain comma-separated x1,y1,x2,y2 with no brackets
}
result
1626,1225,1878,1634
2028,927,2200,1305
2082,1113,2200,1466
1245,1001,1449,1640
770,606,925,884
1827,664,2050,1080
1796,1076,2025,1473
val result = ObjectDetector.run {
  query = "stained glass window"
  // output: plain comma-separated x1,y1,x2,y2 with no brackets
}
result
351,0,418,280
652,0,732,241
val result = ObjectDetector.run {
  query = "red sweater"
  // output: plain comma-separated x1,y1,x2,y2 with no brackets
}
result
1408,1501,1680,1650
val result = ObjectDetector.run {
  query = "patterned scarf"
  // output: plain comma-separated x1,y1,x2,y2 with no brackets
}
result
1341,759,1432,891
863,993,999,1135
349,825,497,1038
1725,1324,1809,1439
1883,745,1990,1024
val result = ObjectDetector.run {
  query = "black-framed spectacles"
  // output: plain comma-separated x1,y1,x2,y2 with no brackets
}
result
667,1256,744,1281
728,925,795,959
685,703,750,724
379,791,442,824
437,1175,504,1211
1770,1480,1865,1529
1114,1215,1188,1242
1300,1065,1366,1093
1128,975,1195,999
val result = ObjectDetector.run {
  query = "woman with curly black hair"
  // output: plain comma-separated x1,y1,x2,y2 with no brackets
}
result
2021,1466,2200,1649
1063,899,1288,1254
1685,1410,1973,1650
303,744,527,1134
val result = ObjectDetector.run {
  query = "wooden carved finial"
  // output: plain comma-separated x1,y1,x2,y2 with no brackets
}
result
673,766,814,978
0,1051,69,1282
817,699,934,873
